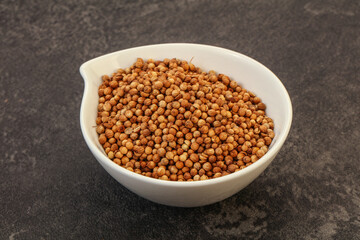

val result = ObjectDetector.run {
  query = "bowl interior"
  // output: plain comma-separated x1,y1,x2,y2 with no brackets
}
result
80,43,292,183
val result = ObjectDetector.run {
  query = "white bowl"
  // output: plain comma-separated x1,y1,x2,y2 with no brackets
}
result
80,43,292,207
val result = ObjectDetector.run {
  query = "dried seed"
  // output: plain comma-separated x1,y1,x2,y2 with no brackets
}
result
96,58,274,181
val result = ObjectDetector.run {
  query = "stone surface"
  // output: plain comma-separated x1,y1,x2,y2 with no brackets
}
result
1,0,359,239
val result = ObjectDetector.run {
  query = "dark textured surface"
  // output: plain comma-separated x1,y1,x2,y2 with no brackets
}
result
1,0,359,239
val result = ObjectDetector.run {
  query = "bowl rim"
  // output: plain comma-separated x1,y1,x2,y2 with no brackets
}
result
80,43,293,187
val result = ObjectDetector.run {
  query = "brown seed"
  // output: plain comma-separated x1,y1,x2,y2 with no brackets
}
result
157,166,166,177
185,120,193,128
185,159,193,168
147,161,155,169
219,132,227,141
120,146,128,154
184,172,192,180
258,102,266,110
203,162,212,171
97,58,274,181
125,141,133,150
205,149,215,155
172,90,180,97
191,142,200,151
170,174,178,181
169,166,178,174
96,125,105,134
268,130,275,138
154,81,163,89
190,153,199,162
99,134,107,144
158,148,166,157
160,175,169,180
105,129,114,139
179,153,188,162
228,164,238,173
260,125,268,133
264,137,272,145
198,119,206,127
200,175,208,180
176,161,184,169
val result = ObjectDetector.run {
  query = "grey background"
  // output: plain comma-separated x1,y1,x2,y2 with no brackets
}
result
1,0,359,239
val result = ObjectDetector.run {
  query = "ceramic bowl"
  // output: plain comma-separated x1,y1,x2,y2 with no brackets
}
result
80,43,292,207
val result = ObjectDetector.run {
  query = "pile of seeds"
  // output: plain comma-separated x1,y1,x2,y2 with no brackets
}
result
96,58,275,181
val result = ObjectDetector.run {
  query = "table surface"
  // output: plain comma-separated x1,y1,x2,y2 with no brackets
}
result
1,0,359,239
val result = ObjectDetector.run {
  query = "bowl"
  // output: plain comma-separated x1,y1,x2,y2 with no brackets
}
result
79,43,292,207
